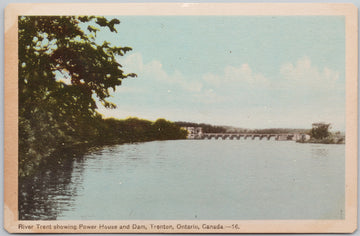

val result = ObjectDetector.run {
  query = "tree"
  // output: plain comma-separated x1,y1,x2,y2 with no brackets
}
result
153,119,188,140
18,16,136,177
310,123,331,140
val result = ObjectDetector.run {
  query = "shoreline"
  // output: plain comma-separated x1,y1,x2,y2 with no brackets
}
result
297,138,345,145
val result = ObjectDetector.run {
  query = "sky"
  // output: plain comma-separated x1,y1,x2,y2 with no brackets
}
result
93,16,345,131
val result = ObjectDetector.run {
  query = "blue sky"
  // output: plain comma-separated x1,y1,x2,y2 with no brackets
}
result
93,16,345,131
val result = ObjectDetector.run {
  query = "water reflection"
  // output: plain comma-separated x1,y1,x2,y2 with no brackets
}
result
311,146,329,158
19,148,87,220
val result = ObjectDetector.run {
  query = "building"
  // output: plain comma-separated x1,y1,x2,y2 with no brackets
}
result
182,127,203,139
293,133,311,142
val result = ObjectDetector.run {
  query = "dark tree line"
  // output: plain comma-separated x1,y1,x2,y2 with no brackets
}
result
100,118,188,144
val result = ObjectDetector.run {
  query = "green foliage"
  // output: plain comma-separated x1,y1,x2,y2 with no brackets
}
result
152,119,188,140
18,16,136,177
100,118,188,144
101,117,153,143
310,123,330,140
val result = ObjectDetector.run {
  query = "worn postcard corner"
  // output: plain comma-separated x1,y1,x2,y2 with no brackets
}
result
4,2,358,234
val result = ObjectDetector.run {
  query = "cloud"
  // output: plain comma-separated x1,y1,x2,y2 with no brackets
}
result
200,57,341,96
203,63,268,87
121,52,144,73
275,56,344,109
279,57,340,89
199,64,271,106
120,53,202,93
122,54,274,100
100,54,344,130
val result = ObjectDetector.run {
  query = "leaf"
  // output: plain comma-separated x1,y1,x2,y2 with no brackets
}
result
87,25,99,35
95,17,108,27
109,18,120,25
78,16,95,23
126,73,137,78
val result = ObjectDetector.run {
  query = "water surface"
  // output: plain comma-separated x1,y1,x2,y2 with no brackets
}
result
19,140,345,220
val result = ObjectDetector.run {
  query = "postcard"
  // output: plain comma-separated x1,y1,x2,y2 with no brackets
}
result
4,3,358,233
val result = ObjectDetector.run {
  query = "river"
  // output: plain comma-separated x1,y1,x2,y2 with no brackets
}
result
19,139,345,220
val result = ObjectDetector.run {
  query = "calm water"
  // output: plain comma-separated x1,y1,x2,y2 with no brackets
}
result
19,140,345,220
